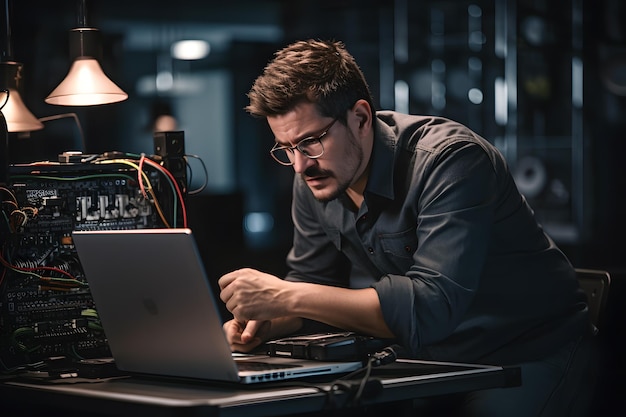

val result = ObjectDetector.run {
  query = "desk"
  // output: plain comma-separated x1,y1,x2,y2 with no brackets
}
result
1,360,521,417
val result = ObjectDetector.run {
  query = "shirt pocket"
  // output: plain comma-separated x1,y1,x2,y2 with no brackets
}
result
379,228,417,260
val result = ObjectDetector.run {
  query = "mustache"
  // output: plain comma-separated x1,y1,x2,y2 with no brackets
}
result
302,166,332,178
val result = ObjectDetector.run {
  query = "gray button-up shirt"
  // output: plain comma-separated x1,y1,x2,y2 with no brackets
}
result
285,111,588,365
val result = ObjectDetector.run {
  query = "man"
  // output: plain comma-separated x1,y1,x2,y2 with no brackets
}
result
219,39,593,416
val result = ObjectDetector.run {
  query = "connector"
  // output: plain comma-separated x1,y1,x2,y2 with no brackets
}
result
370,346,398,367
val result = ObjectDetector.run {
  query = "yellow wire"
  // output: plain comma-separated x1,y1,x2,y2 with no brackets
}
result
95,159,171,228
95,159,153,196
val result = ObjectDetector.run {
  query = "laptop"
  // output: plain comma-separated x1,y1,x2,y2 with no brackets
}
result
71,228,364,384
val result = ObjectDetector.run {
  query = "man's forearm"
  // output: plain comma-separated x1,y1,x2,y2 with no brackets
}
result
267,316,304,339
288,282,395,338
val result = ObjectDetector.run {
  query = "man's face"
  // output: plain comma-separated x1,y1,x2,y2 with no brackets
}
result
268,103,364,203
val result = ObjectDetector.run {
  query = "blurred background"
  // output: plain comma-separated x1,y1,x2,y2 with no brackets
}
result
3,0,625,413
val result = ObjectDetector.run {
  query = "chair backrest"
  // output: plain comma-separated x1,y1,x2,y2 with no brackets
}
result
575,268,611,331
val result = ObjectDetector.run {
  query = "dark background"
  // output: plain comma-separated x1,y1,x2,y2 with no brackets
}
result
3,0,625,414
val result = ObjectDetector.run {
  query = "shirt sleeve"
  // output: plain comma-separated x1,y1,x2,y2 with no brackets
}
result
372,142,498,355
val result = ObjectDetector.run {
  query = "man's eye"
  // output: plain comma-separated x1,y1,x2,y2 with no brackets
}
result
298,138,316,148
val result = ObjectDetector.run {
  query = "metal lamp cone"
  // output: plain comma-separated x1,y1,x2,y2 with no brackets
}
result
0,62,43,132
0,88,44,132
45,27,128,106
45,57,128,106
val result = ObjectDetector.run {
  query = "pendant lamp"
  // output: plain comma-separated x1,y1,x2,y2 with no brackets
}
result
45,0,127,106
0,62,44,132
0,0,43,132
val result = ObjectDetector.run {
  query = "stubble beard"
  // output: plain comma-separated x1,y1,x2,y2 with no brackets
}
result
303,134,364,203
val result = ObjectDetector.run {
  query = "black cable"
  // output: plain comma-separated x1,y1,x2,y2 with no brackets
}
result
184,154,208,195
251,346,398,411
370,345,398,367
0,89,8,110
325,345,397,408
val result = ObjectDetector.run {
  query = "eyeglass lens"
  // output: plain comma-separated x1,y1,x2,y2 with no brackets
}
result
272,138,324,164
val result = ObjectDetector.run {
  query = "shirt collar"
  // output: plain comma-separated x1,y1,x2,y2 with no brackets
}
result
364,115,396,201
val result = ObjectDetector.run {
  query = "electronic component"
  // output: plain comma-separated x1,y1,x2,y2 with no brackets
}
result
266,332,393,362
0,158,186,371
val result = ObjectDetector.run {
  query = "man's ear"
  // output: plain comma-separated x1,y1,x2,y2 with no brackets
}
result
351,99,372,131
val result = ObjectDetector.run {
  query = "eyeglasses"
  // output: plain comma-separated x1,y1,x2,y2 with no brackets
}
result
269,118,338,166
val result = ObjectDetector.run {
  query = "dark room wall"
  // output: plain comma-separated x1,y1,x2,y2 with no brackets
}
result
2,2,625,413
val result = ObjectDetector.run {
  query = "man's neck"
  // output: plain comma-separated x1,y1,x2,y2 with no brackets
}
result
345,167,369,210
346,119,375,210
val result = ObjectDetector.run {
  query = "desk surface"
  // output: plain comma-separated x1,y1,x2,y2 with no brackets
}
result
1,359,521,417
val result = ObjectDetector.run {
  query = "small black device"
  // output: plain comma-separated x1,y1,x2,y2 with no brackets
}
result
266,332,392,362
153,130,185,158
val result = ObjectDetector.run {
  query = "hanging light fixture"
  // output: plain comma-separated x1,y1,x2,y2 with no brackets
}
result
45,0,127,106
0,0,43,132
0,63,44,132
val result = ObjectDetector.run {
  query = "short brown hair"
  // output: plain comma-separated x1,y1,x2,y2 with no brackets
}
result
245,39,375,121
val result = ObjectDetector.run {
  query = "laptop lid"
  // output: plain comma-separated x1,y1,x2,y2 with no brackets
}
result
71,228,362,384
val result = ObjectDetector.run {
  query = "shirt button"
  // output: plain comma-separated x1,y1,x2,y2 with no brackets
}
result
368,247,374,254
404,246,412,253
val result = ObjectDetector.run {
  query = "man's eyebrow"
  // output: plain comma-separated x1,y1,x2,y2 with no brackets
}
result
274,128,320,146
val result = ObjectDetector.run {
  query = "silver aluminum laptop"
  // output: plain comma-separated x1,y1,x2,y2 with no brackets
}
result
72,228,363,384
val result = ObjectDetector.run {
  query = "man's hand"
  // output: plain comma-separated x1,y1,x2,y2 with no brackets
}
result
219,268,394,345
222,319,271,353
218,268,293,322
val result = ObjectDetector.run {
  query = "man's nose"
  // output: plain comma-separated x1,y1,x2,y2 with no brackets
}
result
292,150,316,174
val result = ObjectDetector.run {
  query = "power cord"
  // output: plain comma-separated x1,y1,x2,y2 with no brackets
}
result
370,345,398,367
325,345,398,409
260,345,398,411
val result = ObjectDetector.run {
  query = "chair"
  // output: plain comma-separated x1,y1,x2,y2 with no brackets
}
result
575,268,611,331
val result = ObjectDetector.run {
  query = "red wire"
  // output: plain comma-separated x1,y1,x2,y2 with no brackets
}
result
0,248,78,281
141,157,188,228
137,156,147,199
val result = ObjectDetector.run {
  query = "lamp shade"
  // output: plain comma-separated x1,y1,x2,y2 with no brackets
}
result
45,27,128,106
0,62,44,132
45,57,128,106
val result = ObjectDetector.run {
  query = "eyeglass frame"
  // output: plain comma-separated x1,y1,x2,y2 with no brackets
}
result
269,118,338,166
